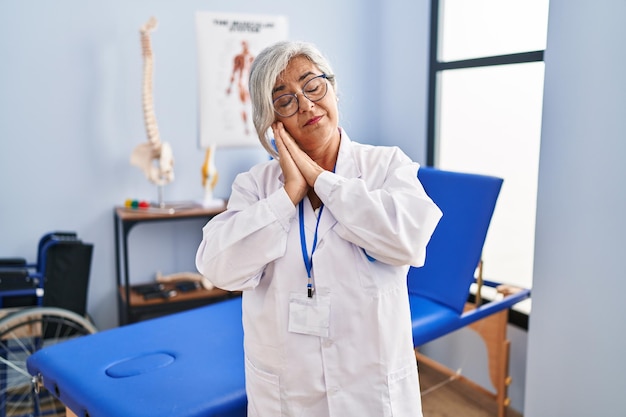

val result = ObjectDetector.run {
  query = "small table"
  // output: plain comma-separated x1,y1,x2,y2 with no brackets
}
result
113,203,227,325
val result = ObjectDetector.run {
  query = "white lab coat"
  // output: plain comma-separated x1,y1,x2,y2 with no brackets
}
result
196,130,442,417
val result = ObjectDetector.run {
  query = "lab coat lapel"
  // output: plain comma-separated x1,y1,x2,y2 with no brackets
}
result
294,130,362,240
316,203,336,239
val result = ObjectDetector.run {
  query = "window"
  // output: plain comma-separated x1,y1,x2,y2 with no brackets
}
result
427,0,550,299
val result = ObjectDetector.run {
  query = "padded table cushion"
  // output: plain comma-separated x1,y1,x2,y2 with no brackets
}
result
27,298,247,417
409,294,462,347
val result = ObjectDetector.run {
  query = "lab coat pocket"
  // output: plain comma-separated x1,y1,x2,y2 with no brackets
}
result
245,355,282,416
387,364,423,417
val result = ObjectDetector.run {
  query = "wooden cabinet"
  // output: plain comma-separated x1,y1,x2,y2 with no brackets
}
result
113,204,237,325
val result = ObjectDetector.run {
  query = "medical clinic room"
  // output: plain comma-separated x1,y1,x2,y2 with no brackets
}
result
0,1,624,417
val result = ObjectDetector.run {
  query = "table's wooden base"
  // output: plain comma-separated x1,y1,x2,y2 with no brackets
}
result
415,301,512,417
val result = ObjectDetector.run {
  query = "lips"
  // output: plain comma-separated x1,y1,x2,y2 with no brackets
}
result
304,115,323,126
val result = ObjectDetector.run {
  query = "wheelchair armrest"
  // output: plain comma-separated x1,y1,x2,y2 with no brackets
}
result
0,258,27,267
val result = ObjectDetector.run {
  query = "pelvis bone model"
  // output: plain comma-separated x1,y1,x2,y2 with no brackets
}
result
130,17,174,186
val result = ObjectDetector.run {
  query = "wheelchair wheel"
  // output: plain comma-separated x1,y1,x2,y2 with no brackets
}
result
0,307,97,417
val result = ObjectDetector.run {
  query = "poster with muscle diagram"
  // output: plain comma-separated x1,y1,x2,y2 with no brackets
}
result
196,12,288,148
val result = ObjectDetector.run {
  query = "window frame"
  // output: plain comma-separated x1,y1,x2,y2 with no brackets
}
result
426,0,545,166
425,0,547,327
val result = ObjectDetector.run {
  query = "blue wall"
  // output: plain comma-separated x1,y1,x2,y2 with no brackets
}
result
0,0,431,329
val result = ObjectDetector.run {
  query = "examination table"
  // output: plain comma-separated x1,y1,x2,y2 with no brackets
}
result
26,167,530,417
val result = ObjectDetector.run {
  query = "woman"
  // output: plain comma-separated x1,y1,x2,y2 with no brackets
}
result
196,40,442,417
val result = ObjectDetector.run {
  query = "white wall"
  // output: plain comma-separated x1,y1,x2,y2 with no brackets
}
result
524,1,626,416
0,1,431,329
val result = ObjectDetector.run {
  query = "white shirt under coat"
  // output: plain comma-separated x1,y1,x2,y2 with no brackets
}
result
196,130,442,417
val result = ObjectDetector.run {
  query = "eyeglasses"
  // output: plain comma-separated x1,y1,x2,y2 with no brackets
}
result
272,74,329,117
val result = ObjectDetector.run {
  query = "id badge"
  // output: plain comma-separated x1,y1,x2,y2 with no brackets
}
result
288,292,330,338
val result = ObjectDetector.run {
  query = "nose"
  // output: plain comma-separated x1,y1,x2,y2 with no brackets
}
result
296,93,315,113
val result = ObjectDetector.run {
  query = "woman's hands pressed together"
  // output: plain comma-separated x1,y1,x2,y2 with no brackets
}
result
273,121,325,207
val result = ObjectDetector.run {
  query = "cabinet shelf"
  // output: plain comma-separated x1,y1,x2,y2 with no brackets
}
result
118,283,239,322
113,203,226,325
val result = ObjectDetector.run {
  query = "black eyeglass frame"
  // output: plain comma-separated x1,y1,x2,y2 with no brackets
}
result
272,73,329,117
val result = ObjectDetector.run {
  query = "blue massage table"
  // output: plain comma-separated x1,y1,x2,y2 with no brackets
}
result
26,167,530,417
408,167,530,346
28,298,247,417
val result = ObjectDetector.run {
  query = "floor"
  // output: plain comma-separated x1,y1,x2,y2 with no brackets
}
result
419,360,523,417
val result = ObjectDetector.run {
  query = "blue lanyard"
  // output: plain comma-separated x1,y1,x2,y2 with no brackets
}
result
299,200,324,298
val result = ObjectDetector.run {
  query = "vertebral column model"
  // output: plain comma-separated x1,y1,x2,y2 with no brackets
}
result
130,17,175,186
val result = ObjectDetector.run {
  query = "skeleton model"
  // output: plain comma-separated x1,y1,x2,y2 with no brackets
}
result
130,17,174,188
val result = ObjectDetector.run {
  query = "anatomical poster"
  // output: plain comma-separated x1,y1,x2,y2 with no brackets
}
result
196,11,288,148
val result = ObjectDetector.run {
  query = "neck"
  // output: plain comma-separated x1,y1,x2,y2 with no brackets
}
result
307,190,323,211
305,128,340,211
307,129,341,172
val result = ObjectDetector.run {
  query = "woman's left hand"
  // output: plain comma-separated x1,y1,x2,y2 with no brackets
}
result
273,122,324,187
273,122,308,206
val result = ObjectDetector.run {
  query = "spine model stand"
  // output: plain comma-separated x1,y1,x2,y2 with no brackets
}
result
201,144,220,207
130,17,175,191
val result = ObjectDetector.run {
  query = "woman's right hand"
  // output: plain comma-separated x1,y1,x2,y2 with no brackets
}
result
273,122,308,206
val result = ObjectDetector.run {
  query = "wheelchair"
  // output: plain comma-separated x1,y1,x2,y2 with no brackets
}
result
0,232,97,417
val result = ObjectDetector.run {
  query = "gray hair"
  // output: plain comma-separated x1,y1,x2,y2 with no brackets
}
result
249,41,337,158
